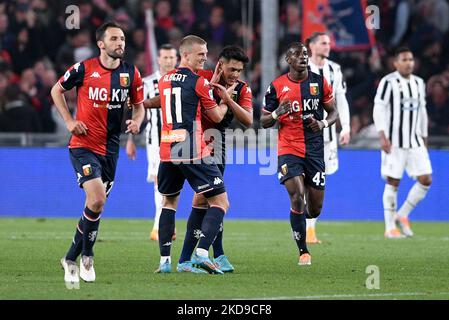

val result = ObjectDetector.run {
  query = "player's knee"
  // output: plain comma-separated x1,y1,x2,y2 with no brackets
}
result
162,195,179,209
217,195,230,212
308,205,322,218
290,191,305,212
208,193,229,212
192,193,208,208
419,175,432,186
88,197,106,212
223,197,230,212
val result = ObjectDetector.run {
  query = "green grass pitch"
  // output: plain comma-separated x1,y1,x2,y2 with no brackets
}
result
1,218,448,300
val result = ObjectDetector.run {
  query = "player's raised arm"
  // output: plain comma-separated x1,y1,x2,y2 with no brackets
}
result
212,81,253,127
197,76,228,123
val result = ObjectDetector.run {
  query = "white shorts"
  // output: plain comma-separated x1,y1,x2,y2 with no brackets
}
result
324,139,338,175
146,144,160,183
381,146,432,180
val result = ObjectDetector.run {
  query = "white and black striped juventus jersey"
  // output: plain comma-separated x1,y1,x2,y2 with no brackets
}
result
143,71,162,147
309,59,350,143
373,71,428,149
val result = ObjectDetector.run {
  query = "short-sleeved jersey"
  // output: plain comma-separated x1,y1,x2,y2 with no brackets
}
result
59,57,144,156
263,71,333,158
158,67,217,162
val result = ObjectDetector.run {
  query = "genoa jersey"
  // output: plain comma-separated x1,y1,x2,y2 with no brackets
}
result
263,71,333,158
58,57,144,156
158,67,217,162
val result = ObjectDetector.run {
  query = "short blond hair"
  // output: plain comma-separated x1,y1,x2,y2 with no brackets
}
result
179,35,207,55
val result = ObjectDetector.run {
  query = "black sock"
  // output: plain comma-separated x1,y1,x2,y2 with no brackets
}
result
290,210,309,255
65,217,84,261
179,207,207,263
158,208,176,257
212,222,224,258
197,206,225,251
82,207,101,257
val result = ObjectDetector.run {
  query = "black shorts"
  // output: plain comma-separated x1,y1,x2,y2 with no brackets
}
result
158,157,226,198
278,154,326,190
69,147,117,195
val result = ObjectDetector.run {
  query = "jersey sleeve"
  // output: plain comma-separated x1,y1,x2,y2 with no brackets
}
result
58,62,84,90
373,77,392,133
334,65,347,95
197,69,214,82
130,66,144,104
333,67,350,132
262,83,278,113
322,77,334,104
195,76,217,110
418,79,428,138
238,83,253,110
374,77,392,107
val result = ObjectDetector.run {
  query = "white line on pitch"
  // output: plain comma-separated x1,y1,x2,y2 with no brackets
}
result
243,291,449,300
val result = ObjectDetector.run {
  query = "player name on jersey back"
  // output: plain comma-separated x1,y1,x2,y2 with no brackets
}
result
162,73,188,83
158,67,217,162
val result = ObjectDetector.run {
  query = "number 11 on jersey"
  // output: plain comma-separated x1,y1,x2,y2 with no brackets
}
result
163,87,182,124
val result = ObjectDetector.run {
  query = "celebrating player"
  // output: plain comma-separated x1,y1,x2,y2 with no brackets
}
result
373,47,432,238
177,45,253,273
260,42,337,266
51,22,144,285
155,35,233,274
126,44,178,241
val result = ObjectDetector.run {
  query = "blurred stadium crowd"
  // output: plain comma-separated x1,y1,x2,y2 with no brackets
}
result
0,0,448,138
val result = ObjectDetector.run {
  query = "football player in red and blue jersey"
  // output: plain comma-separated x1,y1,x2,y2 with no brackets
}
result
261,42,338,266
51,22,144,285
177,46,253,273
155,35,234,274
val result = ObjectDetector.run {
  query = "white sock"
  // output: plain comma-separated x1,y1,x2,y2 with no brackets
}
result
383,184,398,232
160,256,171,264
398,182,430,218
153,184,163,230
307,218,317,229
196,248,209,258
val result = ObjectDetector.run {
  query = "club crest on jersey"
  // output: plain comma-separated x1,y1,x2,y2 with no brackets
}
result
82,164,92,176
120,73,130,87
281,164,288,175
310,83,319,95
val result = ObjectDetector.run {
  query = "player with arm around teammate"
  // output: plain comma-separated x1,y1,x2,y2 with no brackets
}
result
177,45,253,273
155,35,234,274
